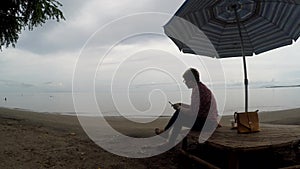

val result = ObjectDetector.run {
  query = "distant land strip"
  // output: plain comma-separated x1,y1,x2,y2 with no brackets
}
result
265,84,300,88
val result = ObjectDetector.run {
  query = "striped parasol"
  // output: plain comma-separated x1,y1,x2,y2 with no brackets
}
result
164,0,300,113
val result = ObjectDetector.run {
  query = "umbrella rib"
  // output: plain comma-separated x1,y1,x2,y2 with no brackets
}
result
234,1,296,54
215,22,228,57
257,3,294,38
240,20,254,55
256,0,299,5
258,14,291,40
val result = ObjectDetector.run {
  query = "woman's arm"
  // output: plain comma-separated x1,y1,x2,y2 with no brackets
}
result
180,103,190,108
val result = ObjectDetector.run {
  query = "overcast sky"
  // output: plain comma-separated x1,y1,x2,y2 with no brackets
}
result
1,0,299,93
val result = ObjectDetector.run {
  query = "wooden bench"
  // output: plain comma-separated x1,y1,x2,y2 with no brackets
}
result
180,124,300,169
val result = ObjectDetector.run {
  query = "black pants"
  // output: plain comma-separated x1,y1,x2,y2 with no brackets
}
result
165,110,205,131
165,110,216,145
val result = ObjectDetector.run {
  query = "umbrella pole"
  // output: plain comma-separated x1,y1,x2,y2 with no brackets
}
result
234,6,248,113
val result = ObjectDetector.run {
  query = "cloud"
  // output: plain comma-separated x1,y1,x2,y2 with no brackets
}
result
43,81,64,87
0,48,76,91
0,79,68,92
0,79,35,88
13,0,185,55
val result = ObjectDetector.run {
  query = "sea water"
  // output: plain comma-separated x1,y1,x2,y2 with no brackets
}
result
0,87,299,117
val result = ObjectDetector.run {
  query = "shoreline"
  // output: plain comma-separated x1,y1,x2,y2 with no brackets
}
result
2,106,300,117
2,106,300,127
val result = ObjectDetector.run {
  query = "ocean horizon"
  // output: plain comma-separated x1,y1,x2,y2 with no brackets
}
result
1,86,300,117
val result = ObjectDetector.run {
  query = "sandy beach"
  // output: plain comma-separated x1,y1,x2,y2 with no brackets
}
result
0,107,299,168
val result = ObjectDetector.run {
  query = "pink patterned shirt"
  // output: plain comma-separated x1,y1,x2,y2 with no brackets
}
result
190,82,218,121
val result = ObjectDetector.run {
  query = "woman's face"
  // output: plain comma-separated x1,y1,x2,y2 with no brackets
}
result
183,78,195,89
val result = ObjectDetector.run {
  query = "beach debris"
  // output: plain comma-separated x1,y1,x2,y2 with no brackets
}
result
6,121,14,126
79,152,86,160
69,132,76,136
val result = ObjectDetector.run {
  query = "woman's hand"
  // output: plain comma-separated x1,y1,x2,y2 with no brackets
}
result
172,103,181,110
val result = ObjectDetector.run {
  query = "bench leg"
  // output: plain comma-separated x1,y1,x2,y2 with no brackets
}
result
228,151,239,169
182,137,188,150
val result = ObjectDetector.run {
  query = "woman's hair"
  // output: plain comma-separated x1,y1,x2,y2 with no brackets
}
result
183,68,200,82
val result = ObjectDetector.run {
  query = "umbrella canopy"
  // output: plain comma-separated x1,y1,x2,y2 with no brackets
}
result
164,0,300,113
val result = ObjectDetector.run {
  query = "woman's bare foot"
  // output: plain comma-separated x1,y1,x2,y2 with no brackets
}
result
155,128,164,135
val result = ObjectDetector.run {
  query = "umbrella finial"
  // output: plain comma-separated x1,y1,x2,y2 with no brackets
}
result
228,3,241,12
